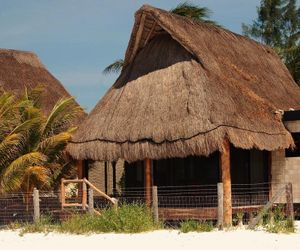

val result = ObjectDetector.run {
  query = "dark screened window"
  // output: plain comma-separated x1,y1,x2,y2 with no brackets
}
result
286,133,300,157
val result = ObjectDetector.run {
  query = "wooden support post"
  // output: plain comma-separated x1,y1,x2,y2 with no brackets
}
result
268,151,272,201
285,182,294,226
217,183,224,230
152,186,159,223
82,180,87,210
220,139,232,227
144,158,152,207
104,161,108,194
76,160,83,200
33,188,40,223
112,161,117,196
113,198,119,211
88,188,94,215
61,178,65,210
77,160,84,179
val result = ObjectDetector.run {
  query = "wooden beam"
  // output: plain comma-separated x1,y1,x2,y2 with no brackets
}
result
268,151,272,201
62,179,84,184
33,188,40,223
129,14,146,63
220,139,232,227
144,158,152,207
61,178,65,209
76,160,84,179
152,186,159,222
82,181,87,211
286,182,294,226
217,183,224,230
143,21,157,47
84,178,117,205
76,160,84,200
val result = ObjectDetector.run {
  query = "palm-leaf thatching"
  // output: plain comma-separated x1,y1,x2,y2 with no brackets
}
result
67,5,300,162
0,49,82,114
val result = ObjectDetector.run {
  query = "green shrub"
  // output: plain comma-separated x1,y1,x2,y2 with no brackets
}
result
180,220,214,233
264,205,295,233
233,212,244,226
59,203,161,234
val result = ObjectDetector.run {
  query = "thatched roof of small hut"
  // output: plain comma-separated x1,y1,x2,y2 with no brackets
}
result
0,49,81,114
67,5,300,162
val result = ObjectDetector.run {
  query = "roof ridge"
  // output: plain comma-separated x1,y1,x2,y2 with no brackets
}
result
0,48,45,68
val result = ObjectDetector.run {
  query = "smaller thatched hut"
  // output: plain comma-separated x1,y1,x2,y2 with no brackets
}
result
0,49,81,113
67,5,300,223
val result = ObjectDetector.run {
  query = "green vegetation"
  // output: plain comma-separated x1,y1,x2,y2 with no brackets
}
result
59,203,160,234
232,212,244,227
242,0,300,84
10,204,161,235
179,220,214,233
7,205,296,235
170,1,218,26
262,205,295,233
0,87,83,194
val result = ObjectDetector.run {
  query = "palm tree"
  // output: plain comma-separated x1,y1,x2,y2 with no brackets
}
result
103,59,125,75
278,45,300,84
170,2,218,25
103,2,218,74
0,87,83,195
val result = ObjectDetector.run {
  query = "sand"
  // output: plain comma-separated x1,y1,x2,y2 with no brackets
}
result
0,223,299,250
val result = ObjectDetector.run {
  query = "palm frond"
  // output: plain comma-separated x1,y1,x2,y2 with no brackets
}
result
0,152,47,192
9,117,41,136
26,85,45,108
22,165,50,191
0,133,23,168
171,2,211,19
41,97,83,137
38,132,72,160
0,88,82,193
103,59,124,74
170,1,220,27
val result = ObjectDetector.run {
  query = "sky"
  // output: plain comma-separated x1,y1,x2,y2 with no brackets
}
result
0,0,261,112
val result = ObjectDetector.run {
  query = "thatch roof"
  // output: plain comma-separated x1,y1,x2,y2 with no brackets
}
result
0,49,81,114
67,5,300,162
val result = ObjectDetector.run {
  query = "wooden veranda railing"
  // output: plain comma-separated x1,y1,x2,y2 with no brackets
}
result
60,178,118,214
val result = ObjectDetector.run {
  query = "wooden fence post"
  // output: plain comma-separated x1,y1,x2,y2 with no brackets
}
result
152,186,159,223
285,182,294,226
88,188,94,215
61,178,65,210
82,180,87,210
33,188,40,223
217,183,224,230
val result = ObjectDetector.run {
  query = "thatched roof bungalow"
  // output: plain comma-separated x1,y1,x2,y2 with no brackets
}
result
67,5,300,223
0,49,81,113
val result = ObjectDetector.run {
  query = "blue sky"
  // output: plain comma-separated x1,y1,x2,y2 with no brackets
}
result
0,0,261,112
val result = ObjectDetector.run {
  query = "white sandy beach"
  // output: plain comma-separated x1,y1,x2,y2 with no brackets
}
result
0,223,300,250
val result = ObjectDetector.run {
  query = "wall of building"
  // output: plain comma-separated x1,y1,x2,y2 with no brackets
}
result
271,149,300,203
88,160,124,196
